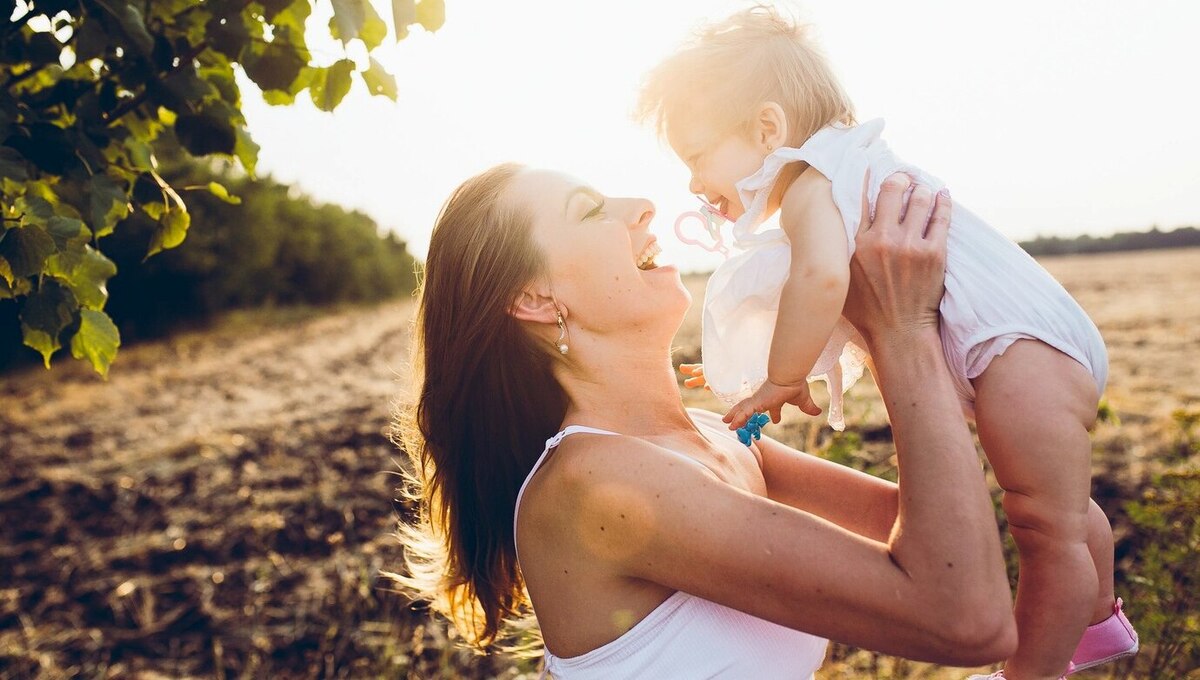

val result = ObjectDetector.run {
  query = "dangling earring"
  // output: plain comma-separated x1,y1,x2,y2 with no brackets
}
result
555,311,569,355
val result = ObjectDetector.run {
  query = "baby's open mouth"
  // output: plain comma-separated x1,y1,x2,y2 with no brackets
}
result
636,240,662,270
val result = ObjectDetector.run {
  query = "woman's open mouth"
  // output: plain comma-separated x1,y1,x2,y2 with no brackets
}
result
636,240,662,271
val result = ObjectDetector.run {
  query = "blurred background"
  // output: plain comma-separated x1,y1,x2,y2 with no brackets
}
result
1,0,1197,677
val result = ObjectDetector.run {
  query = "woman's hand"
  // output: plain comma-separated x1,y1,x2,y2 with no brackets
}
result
842,173,951,347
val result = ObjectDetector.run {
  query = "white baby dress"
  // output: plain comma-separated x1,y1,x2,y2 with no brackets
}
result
701,119,1109,430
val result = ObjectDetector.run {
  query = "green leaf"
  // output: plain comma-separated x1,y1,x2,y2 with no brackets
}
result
0,256,13,286
205,10,250,61
200,62,242,106
207,181,242,204
330,0,367,43
361,57,397,100
358,2,388,50
14,192,55,228
47,245,117,310
73,18,108,61
46,216,91,250
124,137,155,171
147,207,190,257
0,148,30,181
88,173,130,238
0,224,56,277
234,124,260,178
25,32,63,65
261,88,297,106
161,66,218,107
140,201,165,221
175,111,238,156
70,308,120,378
108,1,155,55
0,268,32,299
392,0,416,40
259,0,293,21
242,42,309,93
272,0,313,40
20,279,78,368
309,59,355,112
416,0,445,32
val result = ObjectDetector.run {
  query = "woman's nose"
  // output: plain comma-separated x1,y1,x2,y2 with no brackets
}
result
625,198,655,231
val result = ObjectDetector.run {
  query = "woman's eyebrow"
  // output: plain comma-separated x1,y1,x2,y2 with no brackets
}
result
563,186,603,216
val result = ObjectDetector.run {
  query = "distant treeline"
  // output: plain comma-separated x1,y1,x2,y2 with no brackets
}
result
1019,226,1200,257
0,142,419,373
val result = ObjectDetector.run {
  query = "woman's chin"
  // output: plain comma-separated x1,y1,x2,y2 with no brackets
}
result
639,263,679,276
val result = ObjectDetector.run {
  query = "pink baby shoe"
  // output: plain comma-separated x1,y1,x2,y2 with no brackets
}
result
1067,597,1139,674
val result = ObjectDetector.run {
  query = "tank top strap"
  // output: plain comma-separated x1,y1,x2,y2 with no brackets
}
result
513,426,620,562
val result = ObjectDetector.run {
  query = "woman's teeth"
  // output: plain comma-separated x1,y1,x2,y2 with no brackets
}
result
636,242,662,270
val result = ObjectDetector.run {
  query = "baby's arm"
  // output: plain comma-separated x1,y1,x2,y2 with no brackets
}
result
771,168,851,385
724,167,850,430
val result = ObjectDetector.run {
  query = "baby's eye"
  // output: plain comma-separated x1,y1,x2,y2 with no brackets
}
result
584,200,606,219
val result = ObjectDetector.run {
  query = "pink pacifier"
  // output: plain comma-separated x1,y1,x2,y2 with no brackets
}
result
674,199,731,257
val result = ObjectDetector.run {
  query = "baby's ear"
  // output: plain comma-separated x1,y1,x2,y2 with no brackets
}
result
757,101,789,150
509,288,560,324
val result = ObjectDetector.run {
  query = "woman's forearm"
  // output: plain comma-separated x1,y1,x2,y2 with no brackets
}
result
869,326,1009,613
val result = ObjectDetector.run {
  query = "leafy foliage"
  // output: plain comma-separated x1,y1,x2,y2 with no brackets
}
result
1020,226,1200,257
1121,463,1200,678
817,409,1200,678
0,138,420,371
0,0,445,376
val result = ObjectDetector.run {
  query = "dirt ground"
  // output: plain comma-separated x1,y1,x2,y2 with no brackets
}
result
1,247,1196,678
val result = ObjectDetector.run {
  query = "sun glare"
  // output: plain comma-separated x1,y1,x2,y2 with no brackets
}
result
238,0,1200,271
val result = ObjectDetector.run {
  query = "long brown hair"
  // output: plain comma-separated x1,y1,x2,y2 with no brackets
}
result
388,163,568,650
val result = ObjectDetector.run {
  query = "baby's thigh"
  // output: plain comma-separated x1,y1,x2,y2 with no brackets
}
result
971,339,1099,535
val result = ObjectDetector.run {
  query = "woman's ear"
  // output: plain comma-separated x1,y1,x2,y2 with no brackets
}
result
757,102,789,150
510,288,561,325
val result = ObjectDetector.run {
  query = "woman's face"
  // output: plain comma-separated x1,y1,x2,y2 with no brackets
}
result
506,168,691,339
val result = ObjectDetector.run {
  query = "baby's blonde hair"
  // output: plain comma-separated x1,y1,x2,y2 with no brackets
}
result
636,4,855,147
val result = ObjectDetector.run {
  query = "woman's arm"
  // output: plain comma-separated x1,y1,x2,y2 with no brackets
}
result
561,176,1016,666
756,434,899,543
689,406,898,543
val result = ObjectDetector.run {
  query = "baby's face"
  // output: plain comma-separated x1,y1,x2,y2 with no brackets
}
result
667,121,767,222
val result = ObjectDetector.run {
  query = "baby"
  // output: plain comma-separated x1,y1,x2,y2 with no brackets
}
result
637,7,1138,680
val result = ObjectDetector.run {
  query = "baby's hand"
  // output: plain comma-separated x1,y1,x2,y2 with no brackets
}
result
678,363,709,390
723,379,823,431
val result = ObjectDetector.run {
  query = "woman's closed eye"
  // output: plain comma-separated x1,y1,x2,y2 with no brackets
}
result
584,200,606,220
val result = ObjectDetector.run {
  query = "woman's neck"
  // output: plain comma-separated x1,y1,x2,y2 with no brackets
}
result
554,341,696,436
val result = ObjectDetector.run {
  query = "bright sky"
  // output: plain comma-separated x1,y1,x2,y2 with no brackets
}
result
239,0,1200,273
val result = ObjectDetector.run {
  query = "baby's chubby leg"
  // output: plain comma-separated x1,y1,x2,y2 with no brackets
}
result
972,339,1108,680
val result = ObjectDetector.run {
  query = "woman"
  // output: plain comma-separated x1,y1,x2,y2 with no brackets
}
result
393,166,1017,678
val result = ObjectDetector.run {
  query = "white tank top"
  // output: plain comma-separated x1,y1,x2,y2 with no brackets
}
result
513,424,828,679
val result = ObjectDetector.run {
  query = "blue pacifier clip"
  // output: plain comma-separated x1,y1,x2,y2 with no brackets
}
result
736,412,771,447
